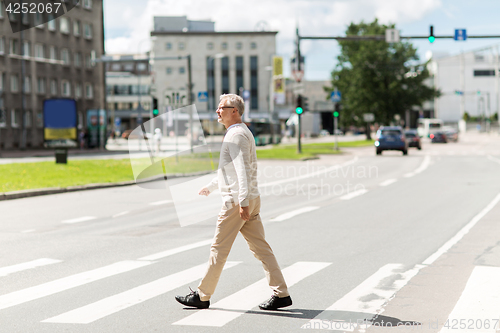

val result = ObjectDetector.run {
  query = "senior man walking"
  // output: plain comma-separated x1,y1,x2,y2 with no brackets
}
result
175,94,292,310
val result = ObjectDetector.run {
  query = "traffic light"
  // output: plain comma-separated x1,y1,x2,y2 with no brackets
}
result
302,96,309,111
333,103,340,118
152,97,159,116
295,95,303,115
429,25,435,43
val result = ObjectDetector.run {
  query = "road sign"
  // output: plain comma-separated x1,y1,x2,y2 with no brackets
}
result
385,29,400,43
242,90,250,101
198,91,208,102
330,90,341,102
292,70,304,82
454,29,467,41
363,113,375,122
114,117,121,127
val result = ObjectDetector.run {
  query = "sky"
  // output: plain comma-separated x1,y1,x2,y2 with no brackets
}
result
104,0,500,81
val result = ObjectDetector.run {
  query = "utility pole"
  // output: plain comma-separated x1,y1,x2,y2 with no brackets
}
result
187,54,194,153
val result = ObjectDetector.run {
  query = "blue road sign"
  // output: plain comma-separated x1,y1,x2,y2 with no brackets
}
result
330,90,341,102
198,91,208,102
454,29,467,41
114,117,121,127
242,90,250,101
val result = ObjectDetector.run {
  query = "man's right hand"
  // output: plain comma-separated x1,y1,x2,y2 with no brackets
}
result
199,188,210,196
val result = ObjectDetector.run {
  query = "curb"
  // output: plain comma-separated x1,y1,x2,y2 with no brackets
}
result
0,170,214,202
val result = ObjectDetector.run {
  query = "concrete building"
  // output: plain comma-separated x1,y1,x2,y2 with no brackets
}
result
150,16,277,134
429,46,500,123
0,0,105,149
105,54,151,134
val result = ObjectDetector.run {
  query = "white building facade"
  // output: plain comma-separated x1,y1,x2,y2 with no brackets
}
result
430,47,500,123
150,16,277,133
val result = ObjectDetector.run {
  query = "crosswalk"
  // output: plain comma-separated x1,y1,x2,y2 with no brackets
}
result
1,244,499,331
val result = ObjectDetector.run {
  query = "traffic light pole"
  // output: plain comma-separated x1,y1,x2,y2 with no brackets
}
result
334,109,338,151
297,113,302,154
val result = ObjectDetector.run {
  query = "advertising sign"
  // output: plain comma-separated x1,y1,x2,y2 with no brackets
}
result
43,98,77,147
87,109,107,148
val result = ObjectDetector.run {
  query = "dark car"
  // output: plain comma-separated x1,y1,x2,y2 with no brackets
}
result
443,128,459,142
375,126,408,155
430,131,447,143
404,130,422,150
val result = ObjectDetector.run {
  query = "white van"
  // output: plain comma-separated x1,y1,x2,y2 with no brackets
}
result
417,118,443,138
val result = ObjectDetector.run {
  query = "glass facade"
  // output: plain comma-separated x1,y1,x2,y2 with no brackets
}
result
206,56,215,110
250,56,258,110
236,56,244,94
221,57,229,95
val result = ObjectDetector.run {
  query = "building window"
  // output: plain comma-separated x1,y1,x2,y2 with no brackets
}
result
60,17,70,34
24,111,32,128
124,63,134,71
166,67,173,75
49,46,57,61
236,56,244,93
85,54,92,68
178,42,185,50
8,11,18,22
75,83,82,99
47,14,56,31
0,110,6,128
22,41,30,56
85,83,93,99
137,63,147,71
236,42,242,50
166,42,172,50
74,52,82,67
10,75,19,92
35,12,43,27
83,23,93,39
0,38,4,55
475,54,485,63
73,20,80,36
474,69,496,77
61,80,71,97
37,77,46,94
0,1,3,19
23,76,31,93
84,0,92,9
34,43,44,58
61,49,70,65
221,57,229,94
0,73,4,92
207,42,213,50
250,42,257,50
221,42,227,50
207,56,215,110
111,63,121,71
179,67,185,74
11,110,19,127
22,12,29,25
250,56,258,109
10,39,19,55
36,111,43,128
50,79,57,95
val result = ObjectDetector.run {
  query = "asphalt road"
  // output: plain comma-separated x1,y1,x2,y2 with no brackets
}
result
1,132,500,333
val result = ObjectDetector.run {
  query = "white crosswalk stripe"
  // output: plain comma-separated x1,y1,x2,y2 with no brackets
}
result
42,262,241,324
173,261,331,327
0,258,62,277
302,263,422,331
439,266,500,333
269,207,319,222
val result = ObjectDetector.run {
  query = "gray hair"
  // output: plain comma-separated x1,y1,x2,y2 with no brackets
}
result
220,94,245,116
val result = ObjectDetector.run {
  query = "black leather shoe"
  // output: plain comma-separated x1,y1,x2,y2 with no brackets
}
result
259,295,292,310
175,287,210,309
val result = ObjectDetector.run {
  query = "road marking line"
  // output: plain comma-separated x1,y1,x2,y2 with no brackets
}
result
487,155,500,164
62,216,97,224
269,207,319,222
423,192,500,266
303,263,423,331
0,258,62,277
379,179,397,187
149,200,173,206
112,211,129,218
173,261,331,327
260,157,358,188
403,172,415,178
138,239,213,261
0,260,151,310
340,189,368,200
439,266,500,333
404,155,431,178
21,229,36,233
42,262,241,324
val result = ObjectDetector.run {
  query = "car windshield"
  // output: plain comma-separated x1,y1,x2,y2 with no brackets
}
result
381,130,401,136
405,133,415,137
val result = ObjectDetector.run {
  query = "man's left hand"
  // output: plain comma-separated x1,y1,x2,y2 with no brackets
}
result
240,206,250,221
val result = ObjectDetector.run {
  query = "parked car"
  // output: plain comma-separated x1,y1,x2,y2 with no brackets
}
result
430,131,448,143
404,130,422,150
443,128,459,142
375,126,408,155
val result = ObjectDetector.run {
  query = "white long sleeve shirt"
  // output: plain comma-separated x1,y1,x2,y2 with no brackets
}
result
205,123,260,208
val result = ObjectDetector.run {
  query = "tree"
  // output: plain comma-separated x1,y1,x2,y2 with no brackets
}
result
325,19,440,138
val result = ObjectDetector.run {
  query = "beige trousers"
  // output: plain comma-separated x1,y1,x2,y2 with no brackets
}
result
197,196,289,301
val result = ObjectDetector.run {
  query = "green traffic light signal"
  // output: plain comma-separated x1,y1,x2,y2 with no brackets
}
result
429,25,435,43
333,111,339,117
428,36,435,43
153,109,159,116
295,107,303,115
